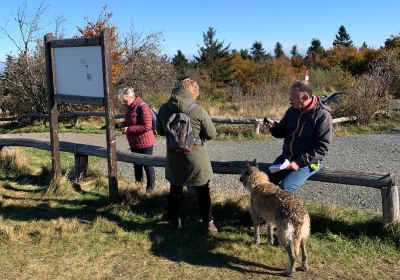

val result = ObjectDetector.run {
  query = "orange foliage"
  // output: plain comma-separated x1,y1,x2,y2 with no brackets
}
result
77,5,125,84
228,53,257,92
326,45,363,70
260,56,297,83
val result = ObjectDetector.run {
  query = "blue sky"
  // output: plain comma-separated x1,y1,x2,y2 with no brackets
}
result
1,0,400,65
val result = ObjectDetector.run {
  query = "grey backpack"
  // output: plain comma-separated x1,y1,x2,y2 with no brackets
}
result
165,102,198,152
138,101,158,131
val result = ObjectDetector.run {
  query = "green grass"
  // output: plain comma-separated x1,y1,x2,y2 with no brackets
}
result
334,113,400,136
0,147,399,279
0,120,124,136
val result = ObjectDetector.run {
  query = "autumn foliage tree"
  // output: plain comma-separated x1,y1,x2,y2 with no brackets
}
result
77,6,175,104
76,5,124,85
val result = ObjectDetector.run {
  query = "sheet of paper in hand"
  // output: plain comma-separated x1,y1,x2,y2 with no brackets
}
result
268,159,290,173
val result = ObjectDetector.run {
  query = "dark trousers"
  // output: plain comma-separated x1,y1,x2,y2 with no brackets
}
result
168,183,213,224
131,146,155,191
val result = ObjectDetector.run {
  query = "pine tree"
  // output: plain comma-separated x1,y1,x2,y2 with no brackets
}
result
333,25,354,47
250,41,267,61
290,45,299,57
239,48,252,60
361,42,368,49
274,42,284,58
172,50,189,80
195,26,230,67
290,45,303,68
308,38,325,54
305,38,325,68
195,26,231,87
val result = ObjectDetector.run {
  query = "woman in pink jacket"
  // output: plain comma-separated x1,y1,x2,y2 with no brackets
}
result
119,87,156,192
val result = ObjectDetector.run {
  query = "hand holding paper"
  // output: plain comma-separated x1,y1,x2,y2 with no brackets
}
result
268,159,290,173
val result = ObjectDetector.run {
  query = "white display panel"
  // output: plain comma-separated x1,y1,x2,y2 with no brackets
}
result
53,46,104,98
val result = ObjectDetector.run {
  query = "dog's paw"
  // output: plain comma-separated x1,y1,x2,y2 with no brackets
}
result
282,270,294,277
298,265,308,272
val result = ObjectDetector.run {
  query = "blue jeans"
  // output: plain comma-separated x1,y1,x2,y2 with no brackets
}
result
264,155,322,193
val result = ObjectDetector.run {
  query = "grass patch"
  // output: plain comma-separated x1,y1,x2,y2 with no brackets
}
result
334,112,400,136
0,119,124,136
0,147,399,279
215,124,271,141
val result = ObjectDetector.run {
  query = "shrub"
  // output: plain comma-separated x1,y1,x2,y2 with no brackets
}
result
335,53,399,124
310,66,354,93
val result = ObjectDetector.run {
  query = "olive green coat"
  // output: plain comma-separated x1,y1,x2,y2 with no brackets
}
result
156,88,216,186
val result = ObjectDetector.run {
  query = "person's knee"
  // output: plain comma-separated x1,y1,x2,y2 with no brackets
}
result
280,182,299,193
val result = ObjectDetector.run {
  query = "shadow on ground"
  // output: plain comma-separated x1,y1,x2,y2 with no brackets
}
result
0,181,394,275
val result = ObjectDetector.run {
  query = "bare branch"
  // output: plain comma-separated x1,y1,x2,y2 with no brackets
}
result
54,14,66,39
0,21,23,53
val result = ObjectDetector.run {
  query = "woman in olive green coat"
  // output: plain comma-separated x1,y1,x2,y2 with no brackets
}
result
156,78,218,234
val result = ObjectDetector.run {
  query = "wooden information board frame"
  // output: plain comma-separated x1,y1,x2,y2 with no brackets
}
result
44,29,118,201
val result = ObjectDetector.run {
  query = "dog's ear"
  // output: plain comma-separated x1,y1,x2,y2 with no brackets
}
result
252,159,258,168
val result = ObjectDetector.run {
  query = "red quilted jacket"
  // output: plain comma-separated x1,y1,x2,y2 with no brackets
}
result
124,96,156,148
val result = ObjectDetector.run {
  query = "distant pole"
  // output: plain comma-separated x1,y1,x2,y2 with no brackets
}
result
100,28,119,202
44,33,61,183
305,68,310,81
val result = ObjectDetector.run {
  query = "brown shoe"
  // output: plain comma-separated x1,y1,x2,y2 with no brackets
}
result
207,220,218,235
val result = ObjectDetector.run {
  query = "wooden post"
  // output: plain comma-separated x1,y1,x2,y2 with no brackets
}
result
381,175,400,225
254,120,261,134
74,153,88,181
44,33,61,183
72,115,79,127
100,29,119,202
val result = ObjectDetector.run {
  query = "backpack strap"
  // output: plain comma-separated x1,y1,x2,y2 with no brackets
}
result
137,101,147,123
186,102,198,115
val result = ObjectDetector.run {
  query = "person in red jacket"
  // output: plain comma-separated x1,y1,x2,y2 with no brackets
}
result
119,87,156,192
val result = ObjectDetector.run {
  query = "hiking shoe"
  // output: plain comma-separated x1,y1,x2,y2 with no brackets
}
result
207,220,218,235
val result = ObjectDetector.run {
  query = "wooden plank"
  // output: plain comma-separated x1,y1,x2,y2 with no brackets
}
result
0,112,355,125
101,28,119,202
332,116,357,124
0,138,394,189
50,37,101,48
55,94,104,105
211,117,257,124
44,33,62,183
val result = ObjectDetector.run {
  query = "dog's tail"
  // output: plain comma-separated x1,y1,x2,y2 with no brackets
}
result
294,212,310,256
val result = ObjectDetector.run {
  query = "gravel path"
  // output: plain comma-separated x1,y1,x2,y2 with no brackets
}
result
2,126,400,212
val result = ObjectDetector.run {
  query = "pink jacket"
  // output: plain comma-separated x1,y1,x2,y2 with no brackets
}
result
124,96,156,148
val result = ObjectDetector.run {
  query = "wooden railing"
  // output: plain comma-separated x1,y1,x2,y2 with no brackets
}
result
0,112,357,134
0,138,398,225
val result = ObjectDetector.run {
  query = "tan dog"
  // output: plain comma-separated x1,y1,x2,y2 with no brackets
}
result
239,160,310,277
